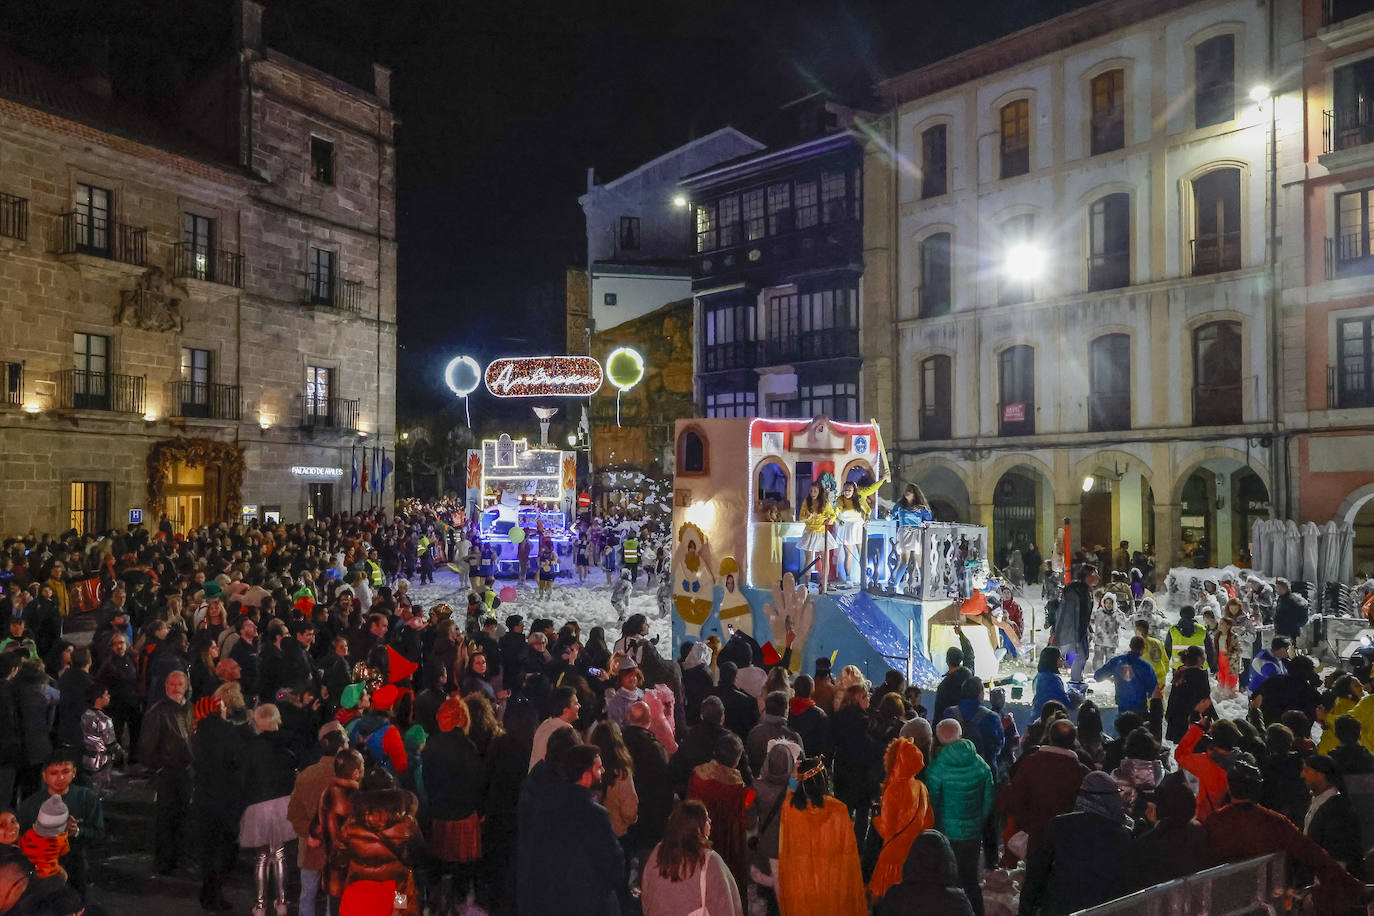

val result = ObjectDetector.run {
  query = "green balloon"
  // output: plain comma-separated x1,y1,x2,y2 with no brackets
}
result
606,347,644,391
509,527,527,544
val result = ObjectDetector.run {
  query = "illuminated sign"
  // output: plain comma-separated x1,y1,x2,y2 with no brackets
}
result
290,466,345,479
485,356,603,398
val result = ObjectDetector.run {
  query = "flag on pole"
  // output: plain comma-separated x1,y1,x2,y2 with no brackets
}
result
350,447,359,492
371,447,381,493
361,450,369,493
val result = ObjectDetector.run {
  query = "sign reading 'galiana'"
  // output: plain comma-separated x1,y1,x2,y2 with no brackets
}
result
485,356,604,398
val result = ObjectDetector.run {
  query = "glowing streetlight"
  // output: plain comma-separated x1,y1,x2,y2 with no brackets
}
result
1249,85,1271,103
672,194,689,209
1004,243,1045,280
1082,476,1095,494
567,433,577,447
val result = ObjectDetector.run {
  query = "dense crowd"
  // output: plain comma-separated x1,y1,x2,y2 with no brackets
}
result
0,510,1370,916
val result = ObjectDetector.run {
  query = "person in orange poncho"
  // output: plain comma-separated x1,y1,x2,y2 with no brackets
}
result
771,756,866,916
868,738,934,899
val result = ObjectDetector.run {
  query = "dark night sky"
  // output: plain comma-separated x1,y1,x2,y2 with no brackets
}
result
5,0,1096,427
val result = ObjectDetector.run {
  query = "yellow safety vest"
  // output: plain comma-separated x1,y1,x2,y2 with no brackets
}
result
365,560,383,587
1167,624,1208,670
623,538,639,564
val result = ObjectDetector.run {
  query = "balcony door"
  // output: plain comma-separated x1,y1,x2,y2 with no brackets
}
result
183,213,216,281
74,183,110,254
1338,316,1374,408
73,332,109,410
1192,169,1241,275
999,345,1035,436
1088,334,1131,431
181,347,212,417
305,365,332,421
1193,321,1243,425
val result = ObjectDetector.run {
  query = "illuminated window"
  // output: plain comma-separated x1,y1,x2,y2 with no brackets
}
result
1000,100,1030,178
310,136,335,184
1090,70,1125,155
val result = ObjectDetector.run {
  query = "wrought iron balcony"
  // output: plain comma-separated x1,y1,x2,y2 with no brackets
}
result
1192,383,1242,426
297,395,359,431
0,192,27,241
55,212,146,265
1324,107,1374,154
169,381,241,420
1190,232,1241,276
172,242,244,287
1324,233,1374,279
55,369,145,413
920,406,952,440
1,361,21,405
302,270,364,314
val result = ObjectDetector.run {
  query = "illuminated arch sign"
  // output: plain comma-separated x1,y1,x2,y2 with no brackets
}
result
485,356,603,398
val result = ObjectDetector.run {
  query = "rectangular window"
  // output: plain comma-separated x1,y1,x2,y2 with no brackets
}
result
701,298,757,371
794,180,819,229
1338,316,1374,408
181,347,211,389
743,189,766,241
308,248,335,303
919,233,952,317
310,136,335,184
820,171,848,223
1090,70,1126,155
767,183,792,236
73,183,111,253
1195,35,1235,128
73,332,110,411
1089,193,1131,290
799,381,858,422
1335,188,1374,270
998,345,1035,436
1089,334,1132,431
618,216,640,251
1331,58,1374,151
695,203,717,253
921,125,948,198
704,390,757,418
718,196,739,248
768,293,801,342
305,365,331,415
1000,100,1030,178
69,482,110,535
1192,169,1242,275
182,212,216,281
921,356,952,439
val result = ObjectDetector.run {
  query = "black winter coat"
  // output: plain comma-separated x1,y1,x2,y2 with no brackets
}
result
714,681,758,740
1307,791,1365,878
15,673,53,767
241,729,299,806
95,652,139,711
0,679,21,768
671,722,752,796
422,729,487,821
623,724,674,851
1130,817,1209,889
788,702,832,760
873,831,974,916
682,666,714,726
516,763,624,916
830,703,881,807
933,669,971,728
1022,811,1133,915
1164,667,1213,743
55,668,93,748
1259,750,1309,826
192,714,246,825
1274,593,1309,639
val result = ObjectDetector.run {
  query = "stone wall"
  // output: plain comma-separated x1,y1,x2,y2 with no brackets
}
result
0,47,397,536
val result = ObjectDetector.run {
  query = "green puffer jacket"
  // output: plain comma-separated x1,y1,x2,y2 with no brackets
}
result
924,737,995,842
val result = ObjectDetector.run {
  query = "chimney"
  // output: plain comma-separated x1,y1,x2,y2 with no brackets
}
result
372,64,392,107
236,0,264,55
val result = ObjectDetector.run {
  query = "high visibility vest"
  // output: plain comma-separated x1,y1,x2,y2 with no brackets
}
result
365,560,383,587
623,538,639,564
1168,624,1208,669
417,537,429,557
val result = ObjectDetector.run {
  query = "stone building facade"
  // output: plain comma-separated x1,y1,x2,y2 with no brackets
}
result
864,0,1298,571
0,1,396,535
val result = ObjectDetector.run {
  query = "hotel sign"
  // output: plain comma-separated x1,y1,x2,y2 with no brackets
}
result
485,356,603,398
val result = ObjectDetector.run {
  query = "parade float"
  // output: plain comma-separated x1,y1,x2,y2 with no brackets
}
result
466,425,578,576
669,415,996,683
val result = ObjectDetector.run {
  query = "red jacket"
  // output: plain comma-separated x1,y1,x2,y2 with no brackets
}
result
1205,802,1359,916
1174,725,1234,821
1002,746,1087,852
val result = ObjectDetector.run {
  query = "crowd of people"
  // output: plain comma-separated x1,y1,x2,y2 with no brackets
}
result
0,511,1370,916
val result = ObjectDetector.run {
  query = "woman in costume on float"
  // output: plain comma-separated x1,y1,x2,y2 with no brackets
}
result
834,471,889,589
798,484,838,595
891,484,934,596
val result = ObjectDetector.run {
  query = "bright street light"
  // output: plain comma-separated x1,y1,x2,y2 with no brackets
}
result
1249,85,1271,103
1082,475,1095,493
672,194,688,208
567,433,577,446
1004,243,1045,280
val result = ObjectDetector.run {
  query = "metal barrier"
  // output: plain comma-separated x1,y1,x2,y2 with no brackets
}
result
1070,854,1286,916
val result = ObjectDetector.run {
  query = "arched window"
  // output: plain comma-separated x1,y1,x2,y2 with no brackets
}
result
756,460,788,503
920,355,952,440
1089,334,1131,431
1195,35,1235,128
1191,168,1241,275
1192,321,1242,425
1000,99,1030,178
1090,69,1125,154
1088,193,1130,290
919,233,952,318
678,429,707,474
998,345,1035,436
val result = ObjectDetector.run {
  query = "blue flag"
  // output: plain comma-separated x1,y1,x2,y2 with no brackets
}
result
350,450,359,492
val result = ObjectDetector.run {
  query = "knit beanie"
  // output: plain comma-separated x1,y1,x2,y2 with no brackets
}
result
339,682,365,711
1075,770,1129,826
35,795,69,838
1154,771,1197,823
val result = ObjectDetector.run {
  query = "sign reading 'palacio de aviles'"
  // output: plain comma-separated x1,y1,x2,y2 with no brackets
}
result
484,356,604,398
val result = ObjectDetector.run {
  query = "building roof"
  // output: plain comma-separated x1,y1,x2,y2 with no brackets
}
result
0,45,251,179
877,0,1202,107
678,130,863,190
590,126,765,195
